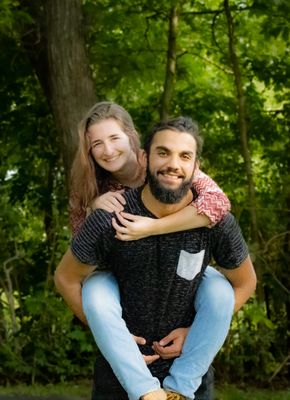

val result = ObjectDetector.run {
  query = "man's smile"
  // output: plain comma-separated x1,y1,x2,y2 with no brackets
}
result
157,169,184,185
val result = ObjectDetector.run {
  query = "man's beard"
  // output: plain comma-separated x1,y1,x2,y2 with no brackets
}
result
147,168,194,204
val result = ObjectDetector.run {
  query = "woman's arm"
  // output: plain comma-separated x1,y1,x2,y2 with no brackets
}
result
112,170,231,241
112,207,210,240
192,169,231,227
69,190,126,237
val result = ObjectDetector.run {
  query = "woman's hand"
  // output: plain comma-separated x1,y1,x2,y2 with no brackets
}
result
91,190,126,213
151,327,190,360
112,212,158,241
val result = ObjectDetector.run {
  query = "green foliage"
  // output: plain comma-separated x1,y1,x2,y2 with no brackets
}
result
0,291,95,385
215,299,280,384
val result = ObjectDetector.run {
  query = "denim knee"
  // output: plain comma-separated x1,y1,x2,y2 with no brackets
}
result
82,272,121,319
195,267,235,317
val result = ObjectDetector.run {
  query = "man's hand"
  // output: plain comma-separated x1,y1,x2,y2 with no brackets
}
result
132,335,160,365
151,327,190,360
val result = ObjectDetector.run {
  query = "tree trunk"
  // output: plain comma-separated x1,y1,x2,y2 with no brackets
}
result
224,0,262,293
19,0,97,184
160,6,179,120
44,0,97,180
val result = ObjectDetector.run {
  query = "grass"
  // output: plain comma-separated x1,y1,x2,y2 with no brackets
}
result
0,382,289,399
0,381,91,398
215,384,290,400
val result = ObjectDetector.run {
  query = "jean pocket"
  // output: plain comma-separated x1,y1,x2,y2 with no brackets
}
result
176,249,205,281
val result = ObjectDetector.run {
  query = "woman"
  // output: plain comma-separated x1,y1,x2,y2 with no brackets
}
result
69,102,234,400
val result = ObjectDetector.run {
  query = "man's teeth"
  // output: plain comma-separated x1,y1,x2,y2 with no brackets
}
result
163,173,180,179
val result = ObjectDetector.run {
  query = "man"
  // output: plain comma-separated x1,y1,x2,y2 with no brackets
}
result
55,116,256,400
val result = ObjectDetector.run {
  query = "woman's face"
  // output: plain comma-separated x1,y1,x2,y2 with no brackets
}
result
88,118,133,173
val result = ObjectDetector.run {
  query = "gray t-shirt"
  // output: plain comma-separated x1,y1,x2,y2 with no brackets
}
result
71,187,248,380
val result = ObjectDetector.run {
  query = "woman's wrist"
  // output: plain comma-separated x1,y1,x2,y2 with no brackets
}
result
150,218,163,236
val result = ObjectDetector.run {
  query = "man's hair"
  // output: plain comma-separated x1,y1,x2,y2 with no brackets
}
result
144,116,203,159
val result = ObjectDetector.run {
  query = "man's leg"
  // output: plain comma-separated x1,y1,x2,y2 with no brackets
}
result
82,272,163,400
163,267,234,399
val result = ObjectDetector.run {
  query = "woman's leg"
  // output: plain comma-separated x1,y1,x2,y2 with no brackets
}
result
163,266,235,399
82,271,161,400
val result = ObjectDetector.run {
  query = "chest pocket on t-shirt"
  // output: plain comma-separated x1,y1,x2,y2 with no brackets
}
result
176,249,205,281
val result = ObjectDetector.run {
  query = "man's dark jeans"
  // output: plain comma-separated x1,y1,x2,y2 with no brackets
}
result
91,353,214,400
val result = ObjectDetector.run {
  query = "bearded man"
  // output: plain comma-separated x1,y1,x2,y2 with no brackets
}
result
55,116,256,400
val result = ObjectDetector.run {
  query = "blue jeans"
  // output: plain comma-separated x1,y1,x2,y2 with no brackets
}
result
82,267,234,400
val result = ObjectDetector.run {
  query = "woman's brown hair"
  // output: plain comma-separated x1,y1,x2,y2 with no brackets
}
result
69,101,141,215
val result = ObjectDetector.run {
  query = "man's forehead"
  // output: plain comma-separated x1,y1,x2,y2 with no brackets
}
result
151,129,197,151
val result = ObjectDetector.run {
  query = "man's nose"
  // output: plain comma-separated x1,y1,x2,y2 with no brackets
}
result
166,155,180,170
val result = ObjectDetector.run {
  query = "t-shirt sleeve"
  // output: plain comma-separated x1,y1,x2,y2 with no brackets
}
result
211,213,248,269
71,209,114,267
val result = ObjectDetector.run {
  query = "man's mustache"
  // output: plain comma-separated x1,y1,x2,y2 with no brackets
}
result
158,167,184,177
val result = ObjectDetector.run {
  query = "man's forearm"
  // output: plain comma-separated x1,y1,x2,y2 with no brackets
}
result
233,284,256,312
222,255,257,313
54,249,96,325
54,271,87,324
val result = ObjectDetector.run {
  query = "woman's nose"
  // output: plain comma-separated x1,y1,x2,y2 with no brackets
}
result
103,142,114,155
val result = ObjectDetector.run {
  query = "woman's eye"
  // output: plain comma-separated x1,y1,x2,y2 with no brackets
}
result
92,142,101,148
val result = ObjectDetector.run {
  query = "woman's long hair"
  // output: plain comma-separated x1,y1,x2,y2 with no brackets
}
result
69,102,141,212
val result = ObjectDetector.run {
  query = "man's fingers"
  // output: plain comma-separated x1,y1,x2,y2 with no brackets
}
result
143,354,160,365
132,334,146,345
152,342,181,359
152,341,173,354
158,333,175,346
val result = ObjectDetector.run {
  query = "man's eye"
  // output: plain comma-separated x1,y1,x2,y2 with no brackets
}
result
182,154,191,160
158,151,167,156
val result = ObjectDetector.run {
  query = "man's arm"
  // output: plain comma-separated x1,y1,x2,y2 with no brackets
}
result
54,248,96,324
220,255,257,312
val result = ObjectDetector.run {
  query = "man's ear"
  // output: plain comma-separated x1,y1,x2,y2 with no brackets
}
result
194,160,200,172
138,149,147,169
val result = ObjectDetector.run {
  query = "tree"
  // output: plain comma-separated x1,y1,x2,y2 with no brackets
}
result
19,0,97,183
